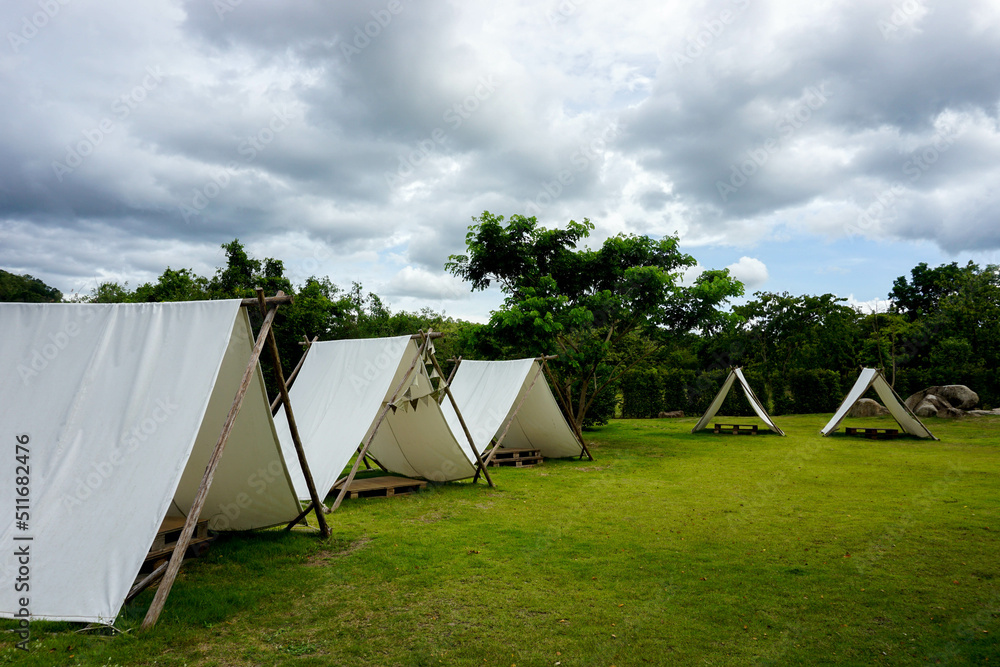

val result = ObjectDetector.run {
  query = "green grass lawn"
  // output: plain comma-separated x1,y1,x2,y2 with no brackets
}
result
4,414,999,665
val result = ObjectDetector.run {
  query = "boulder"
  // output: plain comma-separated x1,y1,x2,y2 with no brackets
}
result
658,410,685,418
967,408,1000,416
846,398,889,418
905,385,979,411
913,394,963,418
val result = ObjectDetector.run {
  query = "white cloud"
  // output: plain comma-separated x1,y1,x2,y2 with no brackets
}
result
383,266,468,301
725,256,769,289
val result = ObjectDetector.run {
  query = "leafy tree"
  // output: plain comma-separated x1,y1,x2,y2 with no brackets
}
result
446,211,743,431
889,261,974,321
0,269,62,302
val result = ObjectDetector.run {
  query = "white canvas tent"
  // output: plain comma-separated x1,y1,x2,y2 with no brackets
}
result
275,333,489,511
691,367,785,435
441,358,589,463
0,299,308,626
820,367,937,439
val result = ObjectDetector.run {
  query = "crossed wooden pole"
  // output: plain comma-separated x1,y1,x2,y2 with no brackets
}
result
140,290,328,630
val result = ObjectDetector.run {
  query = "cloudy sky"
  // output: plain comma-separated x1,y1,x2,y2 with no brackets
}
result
2,0,998,320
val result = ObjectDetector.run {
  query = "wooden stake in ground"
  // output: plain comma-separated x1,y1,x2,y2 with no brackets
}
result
254,290,330,539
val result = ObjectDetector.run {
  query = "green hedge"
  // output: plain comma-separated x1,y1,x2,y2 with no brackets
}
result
787,369,842,414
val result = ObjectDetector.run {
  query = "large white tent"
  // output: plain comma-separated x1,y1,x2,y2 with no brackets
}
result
820,367,937,439
274,335,481,503
691,367,785,435
441,358,587,461
0,301,302,625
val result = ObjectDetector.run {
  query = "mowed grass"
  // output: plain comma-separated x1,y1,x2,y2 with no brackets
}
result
3,414,999,665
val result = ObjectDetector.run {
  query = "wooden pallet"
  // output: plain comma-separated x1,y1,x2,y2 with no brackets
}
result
332,475,427,499
713,423,758,435
485,448,543,467
142,517,213,571
845,427,899,440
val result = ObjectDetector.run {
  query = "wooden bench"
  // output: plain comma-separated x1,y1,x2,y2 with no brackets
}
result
845,427,898,440
713,423,758,435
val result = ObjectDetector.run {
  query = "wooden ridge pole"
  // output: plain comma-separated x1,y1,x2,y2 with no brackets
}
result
541,358,593,461
255,290,330,539
142,301,280,630
423,333,494,488
474,361,545,481
271,335,317,415
240,295,293,306
328,335,431,513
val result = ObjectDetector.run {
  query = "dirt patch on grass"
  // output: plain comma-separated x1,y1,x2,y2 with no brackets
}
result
574,465,611,472
305,536,372,566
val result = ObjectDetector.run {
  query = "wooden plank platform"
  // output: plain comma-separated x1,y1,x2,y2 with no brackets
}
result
485,448,543,467
845,427,898,440
713,423,758,435
142,517,213,571
332,475,427,499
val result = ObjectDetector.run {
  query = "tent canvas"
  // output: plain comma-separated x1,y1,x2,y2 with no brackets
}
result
275,335,481,503
0,300,302,624
820,367,937,439
691,367,785,435
442,358,586,460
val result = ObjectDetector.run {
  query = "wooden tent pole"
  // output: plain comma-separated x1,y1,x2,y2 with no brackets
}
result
328,335,431,513
474,361,545,481
255,290,330,539
271,335,317,415
438,357,462,404
423,334,494,488
542,358,593,461
141,301,280,630
126,562,169,604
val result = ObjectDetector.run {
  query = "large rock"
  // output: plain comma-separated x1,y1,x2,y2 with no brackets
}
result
659,410,684,418
847,398,889,418
967,408,1000,416
905,385,979,411
913,394,963,419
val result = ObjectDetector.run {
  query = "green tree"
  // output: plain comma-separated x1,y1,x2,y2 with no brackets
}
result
446,211,743,431
0,270,62,302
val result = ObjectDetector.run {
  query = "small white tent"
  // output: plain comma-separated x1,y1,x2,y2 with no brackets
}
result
691,367,785,435
441,358,588,461
820,367,937,439
0,301,302,625
274,334,482,504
